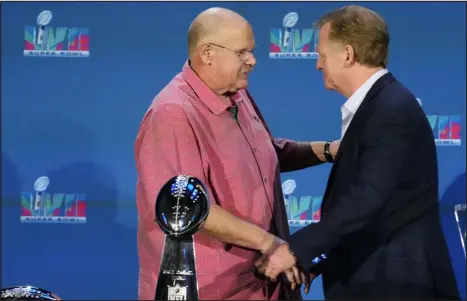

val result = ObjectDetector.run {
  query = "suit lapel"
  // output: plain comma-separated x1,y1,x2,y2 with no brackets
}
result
322,73,396,203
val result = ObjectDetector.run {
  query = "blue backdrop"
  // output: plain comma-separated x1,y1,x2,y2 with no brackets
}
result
1,2,465,300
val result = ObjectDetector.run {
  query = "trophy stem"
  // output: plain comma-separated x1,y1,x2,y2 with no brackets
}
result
155,235,199,301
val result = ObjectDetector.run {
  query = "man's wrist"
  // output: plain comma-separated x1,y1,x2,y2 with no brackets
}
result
324,141,334,163
260,235,286,255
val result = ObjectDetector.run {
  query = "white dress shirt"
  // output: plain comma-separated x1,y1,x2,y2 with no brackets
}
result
341,69,388,138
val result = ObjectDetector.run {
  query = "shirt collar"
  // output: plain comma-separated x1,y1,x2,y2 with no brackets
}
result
342,68,388,118
182,60,234,115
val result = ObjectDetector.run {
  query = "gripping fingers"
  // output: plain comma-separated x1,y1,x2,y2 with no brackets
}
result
285,269,296,290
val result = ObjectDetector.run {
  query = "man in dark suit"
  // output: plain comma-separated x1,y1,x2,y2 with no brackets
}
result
255,5,460,299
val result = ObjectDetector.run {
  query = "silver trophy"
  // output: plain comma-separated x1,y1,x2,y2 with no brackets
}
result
32,176,50,215
0,286,60,300
282,12,299,53
154,175,210,300
36,10,53,50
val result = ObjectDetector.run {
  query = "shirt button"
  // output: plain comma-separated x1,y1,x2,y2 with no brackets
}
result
253,148,257,152
263,178,268,183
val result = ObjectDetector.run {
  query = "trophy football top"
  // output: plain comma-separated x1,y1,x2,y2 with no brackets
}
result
0,286,59,300
155,175,210,237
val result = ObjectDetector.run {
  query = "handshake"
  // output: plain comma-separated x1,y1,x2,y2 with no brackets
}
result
255,236,317,293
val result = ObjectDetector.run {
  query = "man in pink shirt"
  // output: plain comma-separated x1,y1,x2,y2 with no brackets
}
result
134,7,339,300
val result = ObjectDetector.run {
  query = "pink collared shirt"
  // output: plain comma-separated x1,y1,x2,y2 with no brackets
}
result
134,61,316,300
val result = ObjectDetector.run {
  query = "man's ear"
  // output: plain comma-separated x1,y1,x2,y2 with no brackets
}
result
343,45,356,67
199,44,212,65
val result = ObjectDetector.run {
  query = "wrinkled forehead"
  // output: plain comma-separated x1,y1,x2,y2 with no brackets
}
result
213,22,255,49
317,23,342,52
317,23,330,44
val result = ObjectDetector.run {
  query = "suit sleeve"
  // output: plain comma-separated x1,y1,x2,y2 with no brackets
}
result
273,138,321,172
135,104,210,228
289,102,416,272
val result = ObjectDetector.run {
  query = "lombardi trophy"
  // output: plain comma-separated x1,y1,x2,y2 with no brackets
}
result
154,175,210,300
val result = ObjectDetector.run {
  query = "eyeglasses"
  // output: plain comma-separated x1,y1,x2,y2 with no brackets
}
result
208,43,255,61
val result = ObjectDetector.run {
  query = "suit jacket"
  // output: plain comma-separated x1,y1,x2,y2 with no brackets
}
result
289,73,460,299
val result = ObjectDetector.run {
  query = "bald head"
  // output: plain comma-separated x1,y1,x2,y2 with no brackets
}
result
186,7,257,96
188,7,249,57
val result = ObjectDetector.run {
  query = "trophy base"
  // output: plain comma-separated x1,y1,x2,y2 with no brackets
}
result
155,235,199,301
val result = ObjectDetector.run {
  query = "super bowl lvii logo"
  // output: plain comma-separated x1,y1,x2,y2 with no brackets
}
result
24,10,90,58
20,176,87,224
417,98,462,146
270,12,319,59
282,179,322,226
428,115,462,146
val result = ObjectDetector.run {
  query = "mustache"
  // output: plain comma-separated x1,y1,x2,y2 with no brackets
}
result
241,66,254,73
